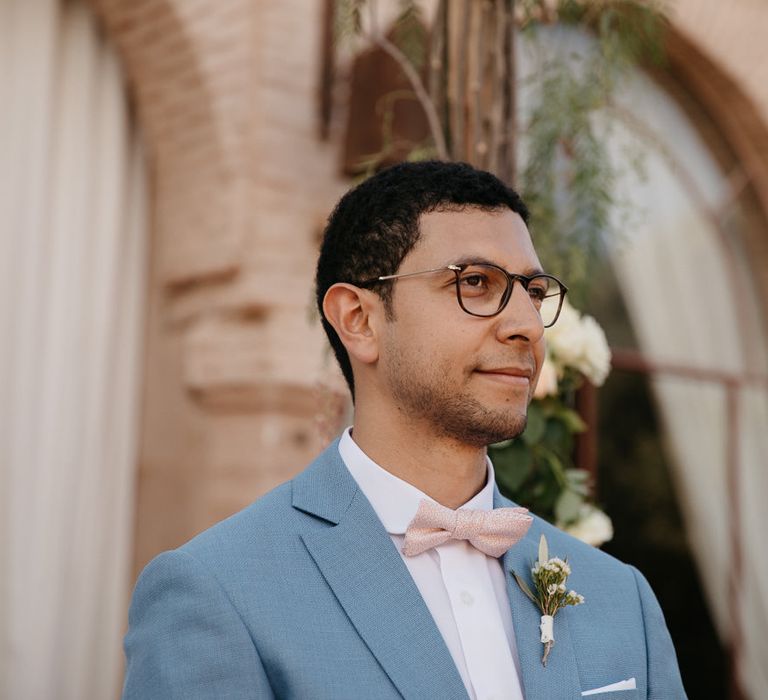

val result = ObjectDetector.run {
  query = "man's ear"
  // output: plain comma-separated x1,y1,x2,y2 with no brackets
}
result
322,283,382,365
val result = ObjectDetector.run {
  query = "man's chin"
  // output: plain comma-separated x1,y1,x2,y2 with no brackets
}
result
445,414,528,448
489,416,528,444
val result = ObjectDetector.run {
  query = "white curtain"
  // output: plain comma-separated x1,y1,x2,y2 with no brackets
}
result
0,0,147,698
604,69,768,699
518,27,768,699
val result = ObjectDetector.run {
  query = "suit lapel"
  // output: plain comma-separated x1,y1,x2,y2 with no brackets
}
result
294,444,468,700
496,491,582,700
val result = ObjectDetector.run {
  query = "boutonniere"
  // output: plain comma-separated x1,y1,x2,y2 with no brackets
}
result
512,534,585,666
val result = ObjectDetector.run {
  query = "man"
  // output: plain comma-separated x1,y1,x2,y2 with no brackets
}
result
123,161,686,699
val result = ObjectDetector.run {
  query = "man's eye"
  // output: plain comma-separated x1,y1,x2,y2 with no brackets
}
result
459,274,489,290
528,285,547,302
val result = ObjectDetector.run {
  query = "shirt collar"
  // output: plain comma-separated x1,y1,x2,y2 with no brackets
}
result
338,427,497,535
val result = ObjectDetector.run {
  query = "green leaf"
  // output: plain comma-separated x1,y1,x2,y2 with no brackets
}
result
491,441,534,493
553,406,588,433
522,401,546,444
543,418,570,454
538,534,549,565
555,489,584,525
512,570,539,606
540,448,567,489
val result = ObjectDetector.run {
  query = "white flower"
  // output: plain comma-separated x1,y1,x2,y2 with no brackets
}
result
564,505,614,547
577,315,612,386
547,583,558,595
544,300,612,386
545,557,570,576
533,353,559,398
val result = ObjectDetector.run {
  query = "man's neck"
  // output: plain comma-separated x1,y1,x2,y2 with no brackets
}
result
349,412,488,510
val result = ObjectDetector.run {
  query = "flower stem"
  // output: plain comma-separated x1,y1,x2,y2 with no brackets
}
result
542,640,554,666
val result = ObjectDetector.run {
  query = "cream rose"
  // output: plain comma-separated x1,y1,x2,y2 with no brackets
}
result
544,300,611,386
533,354,559,398
563,505,614,547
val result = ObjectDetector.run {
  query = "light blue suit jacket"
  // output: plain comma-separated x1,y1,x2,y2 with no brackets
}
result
123,440,687,699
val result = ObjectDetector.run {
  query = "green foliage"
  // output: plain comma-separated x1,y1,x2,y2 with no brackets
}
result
518,0,667,304
518,0,669,67
567,1,668,68
520,65,614,304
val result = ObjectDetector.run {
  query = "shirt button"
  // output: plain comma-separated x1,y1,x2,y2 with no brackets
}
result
460,590,474,606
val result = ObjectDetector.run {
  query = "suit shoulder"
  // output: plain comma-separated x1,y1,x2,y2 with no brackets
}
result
178,479,299,561
138,441,348,579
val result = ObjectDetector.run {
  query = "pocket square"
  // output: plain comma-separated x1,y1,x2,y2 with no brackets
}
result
581,678,637,696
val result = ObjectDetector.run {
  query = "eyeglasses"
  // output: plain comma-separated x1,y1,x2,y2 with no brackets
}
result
359,262,568,327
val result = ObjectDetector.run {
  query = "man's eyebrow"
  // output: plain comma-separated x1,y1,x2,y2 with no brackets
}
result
448,255,546,277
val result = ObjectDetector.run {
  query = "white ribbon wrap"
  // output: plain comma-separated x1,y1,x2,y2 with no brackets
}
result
539,614,554,643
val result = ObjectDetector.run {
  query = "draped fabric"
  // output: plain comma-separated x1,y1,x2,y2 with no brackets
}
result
0,1,147,698
518,28,768,699
604,69,768,700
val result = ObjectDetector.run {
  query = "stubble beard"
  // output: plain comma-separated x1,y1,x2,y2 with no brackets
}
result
387,350,529,448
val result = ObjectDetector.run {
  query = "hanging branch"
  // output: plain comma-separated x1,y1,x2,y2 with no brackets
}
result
365,0,448,160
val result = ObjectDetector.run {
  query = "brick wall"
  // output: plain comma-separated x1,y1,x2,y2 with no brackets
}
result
88,0,349,572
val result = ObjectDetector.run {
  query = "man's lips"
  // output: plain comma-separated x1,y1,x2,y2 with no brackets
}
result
474,367,534,386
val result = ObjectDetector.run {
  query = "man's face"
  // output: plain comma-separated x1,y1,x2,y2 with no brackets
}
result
377,206,546,447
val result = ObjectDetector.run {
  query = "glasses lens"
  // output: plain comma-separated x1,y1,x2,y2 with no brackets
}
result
532,276,564,327
457,265,564,326
455,264,510,316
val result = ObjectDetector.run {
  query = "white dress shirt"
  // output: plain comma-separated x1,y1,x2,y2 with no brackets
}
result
338,428,526,700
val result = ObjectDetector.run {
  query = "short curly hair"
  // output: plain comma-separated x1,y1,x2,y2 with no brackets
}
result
315,160,530,398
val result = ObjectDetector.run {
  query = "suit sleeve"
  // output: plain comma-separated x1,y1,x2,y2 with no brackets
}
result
629,565,688,700
122,549,275,700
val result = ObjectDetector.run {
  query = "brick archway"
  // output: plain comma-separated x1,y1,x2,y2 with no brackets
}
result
86,0,255,286
84,0,347,573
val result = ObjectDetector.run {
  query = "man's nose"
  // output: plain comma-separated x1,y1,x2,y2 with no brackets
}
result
495,281,545,343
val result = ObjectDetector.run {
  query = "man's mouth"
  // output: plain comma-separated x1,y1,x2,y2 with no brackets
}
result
474,367,534,386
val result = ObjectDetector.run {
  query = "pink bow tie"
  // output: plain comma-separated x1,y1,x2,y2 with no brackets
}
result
402,499,533,558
